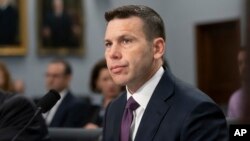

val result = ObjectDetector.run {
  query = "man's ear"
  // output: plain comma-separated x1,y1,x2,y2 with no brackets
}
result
153,37,165,59
66,75,72,82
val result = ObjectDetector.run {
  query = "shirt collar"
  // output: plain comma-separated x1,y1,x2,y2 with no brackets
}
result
126,67,164,109
59,89,68,100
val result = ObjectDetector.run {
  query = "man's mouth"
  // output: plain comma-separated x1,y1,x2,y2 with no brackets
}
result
110,65,127,74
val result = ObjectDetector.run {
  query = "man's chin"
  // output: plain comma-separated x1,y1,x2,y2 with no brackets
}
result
113,79,128,86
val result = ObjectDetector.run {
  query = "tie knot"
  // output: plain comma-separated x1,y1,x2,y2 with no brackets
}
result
126,97,140,111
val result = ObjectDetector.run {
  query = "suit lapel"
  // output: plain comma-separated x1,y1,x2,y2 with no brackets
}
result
134,70,175,141
50,92,72,127
112,93,127,141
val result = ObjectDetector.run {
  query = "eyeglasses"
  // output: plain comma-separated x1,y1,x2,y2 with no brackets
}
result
45,73,65,78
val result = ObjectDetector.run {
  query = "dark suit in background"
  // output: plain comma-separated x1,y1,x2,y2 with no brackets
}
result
88,105,105,127
0,91,50,141
103,70,228,141
49,91,91,128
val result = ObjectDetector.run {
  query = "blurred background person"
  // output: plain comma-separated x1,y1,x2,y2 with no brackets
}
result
43,59,91,127
84,59,123,129
13,79,25,95
228,48,247,119
0,61,14,92
0,0,18,45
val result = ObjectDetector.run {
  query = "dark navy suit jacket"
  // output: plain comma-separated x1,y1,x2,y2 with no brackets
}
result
103,70,228,141
49,91,90,128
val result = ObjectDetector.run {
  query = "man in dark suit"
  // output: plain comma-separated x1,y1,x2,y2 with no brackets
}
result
43,59,90,127
0,90,50,141
103,5,228,141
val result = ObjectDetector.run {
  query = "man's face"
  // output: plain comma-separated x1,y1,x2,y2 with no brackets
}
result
0,0,9,6
45,63,70,92
53,0,64,13
104,17,157,90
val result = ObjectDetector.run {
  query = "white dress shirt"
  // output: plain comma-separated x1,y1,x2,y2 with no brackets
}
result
43,89,67,125
126,67,164,141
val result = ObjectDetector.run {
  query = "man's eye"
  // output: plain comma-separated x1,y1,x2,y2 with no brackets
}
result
122,39,132,44
105,42,112,48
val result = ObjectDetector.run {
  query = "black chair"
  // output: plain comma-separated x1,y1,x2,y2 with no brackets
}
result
48,128,102,141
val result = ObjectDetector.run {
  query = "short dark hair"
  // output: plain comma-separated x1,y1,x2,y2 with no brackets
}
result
50,59,72,76
90,59,107,93
105,5,166,41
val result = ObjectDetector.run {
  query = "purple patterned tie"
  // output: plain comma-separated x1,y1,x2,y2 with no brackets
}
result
120,96,140,141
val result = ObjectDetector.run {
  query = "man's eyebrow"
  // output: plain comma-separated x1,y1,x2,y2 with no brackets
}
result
117,34,136,40
104,39,111,42
104,34,135,42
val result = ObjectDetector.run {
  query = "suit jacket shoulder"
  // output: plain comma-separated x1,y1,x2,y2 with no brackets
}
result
171,78,228,141
50,91,91,127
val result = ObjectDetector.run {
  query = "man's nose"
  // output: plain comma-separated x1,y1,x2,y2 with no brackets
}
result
109,44,122,60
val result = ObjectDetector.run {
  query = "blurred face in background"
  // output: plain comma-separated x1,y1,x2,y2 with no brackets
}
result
96,68,121,98
238,50,247,80
13,80,25,94
53,0,64,15
0,0,10,6
45,63,71,92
